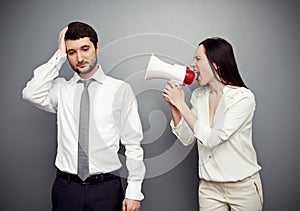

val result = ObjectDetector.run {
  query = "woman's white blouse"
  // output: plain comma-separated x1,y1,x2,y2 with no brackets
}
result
171,85,261,182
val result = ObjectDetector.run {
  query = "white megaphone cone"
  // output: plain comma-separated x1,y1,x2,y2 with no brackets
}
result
145,54,195,85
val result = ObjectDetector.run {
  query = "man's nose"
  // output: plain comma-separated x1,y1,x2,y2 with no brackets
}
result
77,52,83,62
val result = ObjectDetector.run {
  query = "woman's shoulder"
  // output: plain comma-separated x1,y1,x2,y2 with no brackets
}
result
224,85,255,104
225,85,253,96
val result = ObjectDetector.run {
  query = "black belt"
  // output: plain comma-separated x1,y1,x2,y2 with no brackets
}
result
56,169,119,184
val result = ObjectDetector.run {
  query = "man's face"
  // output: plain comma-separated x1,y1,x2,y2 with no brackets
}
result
65,37,99,79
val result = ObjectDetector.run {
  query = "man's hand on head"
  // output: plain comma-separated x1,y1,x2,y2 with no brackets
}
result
58,26,68,56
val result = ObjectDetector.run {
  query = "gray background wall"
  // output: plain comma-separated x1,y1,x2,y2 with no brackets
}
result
1,0,299,210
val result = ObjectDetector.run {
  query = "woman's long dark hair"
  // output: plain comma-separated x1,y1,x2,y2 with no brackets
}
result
199,37,247,88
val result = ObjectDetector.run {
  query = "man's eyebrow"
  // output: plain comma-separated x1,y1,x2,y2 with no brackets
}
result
81,45,90,49
67,49,75,53
67,44,91,51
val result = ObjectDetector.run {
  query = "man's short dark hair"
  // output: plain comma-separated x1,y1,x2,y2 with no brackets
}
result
65,21,98,49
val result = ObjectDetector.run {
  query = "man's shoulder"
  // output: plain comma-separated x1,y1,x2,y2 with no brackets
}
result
104,75,131,89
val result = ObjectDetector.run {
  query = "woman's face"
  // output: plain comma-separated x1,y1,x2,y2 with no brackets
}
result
191,44,216,86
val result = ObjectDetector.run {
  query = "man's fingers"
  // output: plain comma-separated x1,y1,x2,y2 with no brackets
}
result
122,199,126,211
58,26,68,55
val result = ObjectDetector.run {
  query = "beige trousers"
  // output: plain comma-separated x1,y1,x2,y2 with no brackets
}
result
198,172,263,211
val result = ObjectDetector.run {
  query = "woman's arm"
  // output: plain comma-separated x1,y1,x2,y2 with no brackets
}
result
163,81,197,146
163,81,197,131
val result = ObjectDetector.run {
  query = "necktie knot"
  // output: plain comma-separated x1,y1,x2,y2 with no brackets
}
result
81,79,93,88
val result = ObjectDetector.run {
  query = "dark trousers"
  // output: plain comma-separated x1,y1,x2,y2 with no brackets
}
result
51,171,124,211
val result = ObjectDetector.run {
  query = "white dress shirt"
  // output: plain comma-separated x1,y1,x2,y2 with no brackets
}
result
22,51,146,200
171,85,261,182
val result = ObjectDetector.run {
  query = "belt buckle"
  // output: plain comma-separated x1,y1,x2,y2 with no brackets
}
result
81,180,90,185
81,178,91,185
81,174,104,184
82,182,90,185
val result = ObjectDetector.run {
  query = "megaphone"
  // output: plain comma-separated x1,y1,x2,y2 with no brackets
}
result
145,54,195,85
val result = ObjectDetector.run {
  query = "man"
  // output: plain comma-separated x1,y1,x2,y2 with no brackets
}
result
22,21,145,211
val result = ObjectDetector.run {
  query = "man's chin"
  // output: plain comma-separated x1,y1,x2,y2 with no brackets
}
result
76,69,95,77
74,68,89,74
74,68,80,74
72,64,97,76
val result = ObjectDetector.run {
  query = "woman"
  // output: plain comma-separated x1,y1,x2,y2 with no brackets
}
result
163,37,263,211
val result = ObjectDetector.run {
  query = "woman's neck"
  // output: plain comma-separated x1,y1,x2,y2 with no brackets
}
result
208,80,225,95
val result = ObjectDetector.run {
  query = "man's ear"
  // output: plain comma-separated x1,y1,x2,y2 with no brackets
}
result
96,42,100,54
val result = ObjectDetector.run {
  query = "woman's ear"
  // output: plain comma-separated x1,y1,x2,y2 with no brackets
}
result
213,63,219,71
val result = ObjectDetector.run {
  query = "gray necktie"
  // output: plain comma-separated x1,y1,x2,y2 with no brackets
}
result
78,79,93,181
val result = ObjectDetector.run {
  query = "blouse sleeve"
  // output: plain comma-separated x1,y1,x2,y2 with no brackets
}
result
170,90,199,146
